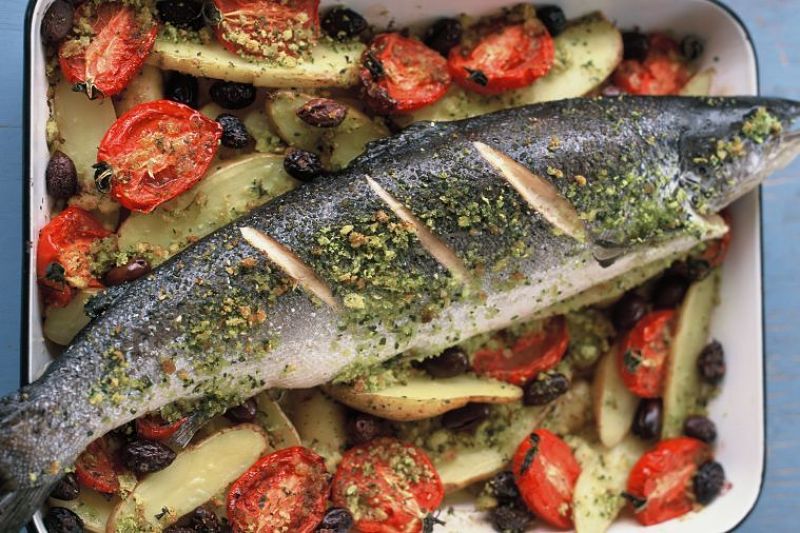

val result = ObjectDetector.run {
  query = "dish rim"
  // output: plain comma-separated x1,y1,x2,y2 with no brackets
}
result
19,0,765,531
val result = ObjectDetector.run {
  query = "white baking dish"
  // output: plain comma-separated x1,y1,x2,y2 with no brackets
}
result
23,0,762,531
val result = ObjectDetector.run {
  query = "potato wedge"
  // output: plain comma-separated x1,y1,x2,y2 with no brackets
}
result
397,13,622,125
115,65,164,117
147,39,364,89
50,489,119,533
253,392,302,450
325,374,522,422
679,68,715,96
43,289,99,345
280,389,348,470
662,270,720,438
107,424,268,532
117,153,298,264
572,435,648,533
266,91,389,169
593,347,638,448
437,448,507,493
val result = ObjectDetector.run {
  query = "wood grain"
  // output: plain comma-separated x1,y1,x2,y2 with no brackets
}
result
0,1,798,530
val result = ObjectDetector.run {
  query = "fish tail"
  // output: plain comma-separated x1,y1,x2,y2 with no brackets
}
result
0,486,53,531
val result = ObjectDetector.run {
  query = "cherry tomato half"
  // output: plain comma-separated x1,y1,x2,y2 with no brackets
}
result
213,0,320,59
512,429,581,529
59,2,157,99
448,20,554,95
75,436,121,494
36,206,111,307
613,33,689,95
626,437,711,526
332,438,444,533
227,446,329,533
617,310,676,398
135,414,187,441
360,33,452,115
97,100,222,213
473,316,569,385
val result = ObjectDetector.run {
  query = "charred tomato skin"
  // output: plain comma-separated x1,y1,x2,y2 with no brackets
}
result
617,310,676,398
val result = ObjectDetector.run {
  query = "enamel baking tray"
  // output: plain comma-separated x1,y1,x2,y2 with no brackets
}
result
23,0,763,531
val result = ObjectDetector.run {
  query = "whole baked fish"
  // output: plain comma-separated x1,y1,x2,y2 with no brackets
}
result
1,96,799,528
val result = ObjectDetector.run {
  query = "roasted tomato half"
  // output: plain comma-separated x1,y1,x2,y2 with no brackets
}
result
473,316,569,385
626,437,711,526
332,438,444,533
135,414,187,441
227,446,329,533
212,0,320,59
448,18,554,95
512,429,581,529
96,100,222,213
58,2,157,99
36,206,111,307
617,310,676,398
75,436,122,494
613,33,690,95
360,33,452,115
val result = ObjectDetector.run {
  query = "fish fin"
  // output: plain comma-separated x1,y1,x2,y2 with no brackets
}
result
0,485,53,532
592,242,626,267
84,284,129,319
164,412,213,449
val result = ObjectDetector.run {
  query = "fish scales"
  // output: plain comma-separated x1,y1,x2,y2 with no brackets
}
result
1,96,799,530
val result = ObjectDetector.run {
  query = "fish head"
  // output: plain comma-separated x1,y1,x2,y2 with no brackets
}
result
682,98,800,214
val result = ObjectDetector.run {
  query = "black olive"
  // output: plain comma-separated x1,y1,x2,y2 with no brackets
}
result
316,507,354,532
322,7,368,41
487,471,520,503
419,347,469,378
157,0,205,30
210,81,256,110
46,151,78,199
631,398,662,440
537,5,567,37
363,51,385,79
44,507,84,533
189,506,223,532
225,398,258,423
490,504,532,533
441,403,490,432
680,35,704,61
216,114,253,149
347,412,391,446
653,275,689,309
103,258,152,287
423,18,462,56
41,0,74,44
522,373,569,406
284,148,323,182
165,72,199,109
697,340,725,385
122,439,177,475
296,98,349,128
622,31,649,61
693,461,725,505
683,415,717,444
50,472,80,501
611,292,647,331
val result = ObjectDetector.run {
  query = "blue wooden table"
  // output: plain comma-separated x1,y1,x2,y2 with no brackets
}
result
1,1,798,530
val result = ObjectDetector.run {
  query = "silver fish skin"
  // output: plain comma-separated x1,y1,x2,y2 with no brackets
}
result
1,96,799,529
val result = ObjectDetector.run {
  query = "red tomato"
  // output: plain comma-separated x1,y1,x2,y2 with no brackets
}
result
332,438,444,533
473,316,569,385
613,33,689,95
227,446,329,533
626,437,711,526
36,206,111,307
135,414,187,441
617,310,676,398
448,21,554,95
512,429,581,529
212,0,320,59
360,33,451,114
97,100,222,213
58,3,157,98
75,437,121,494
